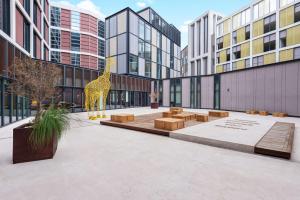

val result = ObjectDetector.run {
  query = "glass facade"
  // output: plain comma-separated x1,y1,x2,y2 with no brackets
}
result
0,0,10,36
51,7,60,27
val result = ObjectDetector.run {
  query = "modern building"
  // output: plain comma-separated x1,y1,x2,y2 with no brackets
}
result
180,45,188,77
105,7,181,79
50,2,105,71
188,11,223,76
215,0,300,73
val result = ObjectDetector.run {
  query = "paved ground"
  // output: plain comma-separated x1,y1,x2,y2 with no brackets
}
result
0,107,300,200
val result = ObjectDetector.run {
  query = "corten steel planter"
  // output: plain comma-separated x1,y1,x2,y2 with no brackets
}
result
151,102,159,109
13,123,58,164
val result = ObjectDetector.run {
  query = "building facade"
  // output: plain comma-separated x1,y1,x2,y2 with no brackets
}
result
180,45,188,77
105,7,181,79
188,11,223,76
50,3,105,71
215,0,300,73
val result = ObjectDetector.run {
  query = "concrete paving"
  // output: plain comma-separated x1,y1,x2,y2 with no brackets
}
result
0,107,300,200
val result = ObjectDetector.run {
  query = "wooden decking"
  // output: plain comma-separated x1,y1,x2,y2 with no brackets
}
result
100,112,220,137
255,122,295,159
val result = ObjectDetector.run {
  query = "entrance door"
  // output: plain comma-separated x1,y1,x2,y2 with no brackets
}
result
214,75,220,110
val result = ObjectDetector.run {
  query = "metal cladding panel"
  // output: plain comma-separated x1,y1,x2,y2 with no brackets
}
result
80,13,89,32
89,16,98,35
89,36,97,55
89,56,97,69
80,34,90,52
61,31,70,50
245,69,255,110
163,80,170,107
16,9,24,47
285,62,299,116
61,9,71,29
36,36,41,59
61,52,70,65
264,67,275,112
201,76,214,109
254,68,265,110
182,78,190,108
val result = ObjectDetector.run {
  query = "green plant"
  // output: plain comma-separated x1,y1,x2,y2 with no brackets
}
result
30,106,70,148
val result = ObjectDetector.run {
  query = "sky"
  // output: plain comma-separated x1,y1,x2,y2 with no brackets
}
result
51,0,252,47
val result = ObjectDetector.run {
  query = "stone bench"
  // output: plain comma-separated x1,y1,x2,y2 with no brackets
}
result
154,118,185,131
195,114,209,122
111,114,134,123
162,111,173,118
208,111,229,117
172,113,195,121
272,112,288,117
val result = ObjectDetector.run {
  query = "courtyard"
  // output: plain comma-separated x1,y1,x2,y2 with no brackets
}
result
0,107,300,200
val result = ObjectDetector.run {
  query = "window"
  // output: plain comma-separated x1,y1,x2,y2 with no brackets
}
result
216,23,223,37
129,54,138,75
254,0,277,20
204,15,208,53
216,52,220,63
71,11,80,31
0,0,10,35
51,29,60,49
264,33,276,52
71,32,80,51
51,51,60,63
280,0,294,7
145,24,151,43
232,31,237,44
24,20,30,52
295,3,300,22
71,53,80,66
294,47,300,59
33,2,37,26
139,20,145,40
24,0,30,15
33,32,37,58
98,39,105,57
280,30,287,47
98,58,105,70
233,45,241,59
223,63,230,71
98,21,105,38
226,49,231,61
233,8,251,30
245,25,250,40
145,60,151,77
138,39,144,58
253,56,264,66
245,59,250,68
217,37,223,50
145,42,151,61
264,14,276,33
51,7,60,27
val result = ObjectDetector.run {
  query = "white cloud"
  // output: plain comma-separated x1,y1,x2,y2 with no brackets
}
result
179,20,192,34
52,0,106,20
136,2,147,8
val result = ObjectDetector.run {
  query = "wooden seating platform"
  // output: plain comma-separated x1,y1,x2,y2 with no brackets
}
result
259,111,269,116
162,111,173,118
272,112,288,117
195,114,209,122
154,118,185,131
246,110,258,115
172,113,195,121
111,114,134,123
254,122,295,159
208,111,229,118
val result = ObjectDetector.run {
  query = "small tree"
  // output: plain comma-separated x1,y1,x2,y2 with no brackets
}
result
8,57,61,116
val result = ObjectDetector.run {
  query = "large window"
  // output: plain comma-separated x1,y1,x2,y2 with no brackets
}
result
129,54,138,75
71,53,80,66
145,60,151,77
139,20,145,40
33,2,38,26
0,0,10,35
51,7,60,27
280,30,287,47
216,37,223,50
145,24,151,43
232,8,251,30
98,21,105,38
264,14,276,33
98,39,105,57
233,45,241,59
51,29,60,49
71,32,80,51
204,15,208,53
295,3,300,22
138,39,144,58
254,0,276,20
71,11,80,31
145,42,151,60
280,0,294,7
51,51,60,63
24,0,30,15
264,33,276,52
24,20,30,52
245,25,250,40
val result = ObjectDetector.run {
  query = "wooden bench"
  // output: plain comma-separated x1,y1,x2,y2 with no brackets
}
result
111,114,134,123
170,107,183,114
255,122,295,159
195,114,209,122
162,111,173,118
154,118,184,131
208,111,229,117
272,112,288,117
246,110,258,115
172,113,195,121
259,111,269,116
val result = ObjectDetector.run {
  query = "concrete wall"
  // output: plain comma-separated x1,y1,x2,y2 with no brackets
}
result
201,76,214,109
182,78,190,107
220,61,300,116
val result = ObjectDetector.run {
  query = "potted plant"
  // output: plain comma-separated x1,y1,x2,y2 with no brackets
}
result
9,58,70,164
149,91,159,109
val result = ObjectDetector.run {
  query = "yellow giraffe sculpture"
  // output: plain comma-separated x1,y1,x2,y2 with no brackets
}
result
84,58,112,120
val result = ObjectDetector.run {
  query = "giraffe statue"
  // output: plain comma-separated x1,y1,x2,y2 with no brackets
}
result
84,58,112,120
